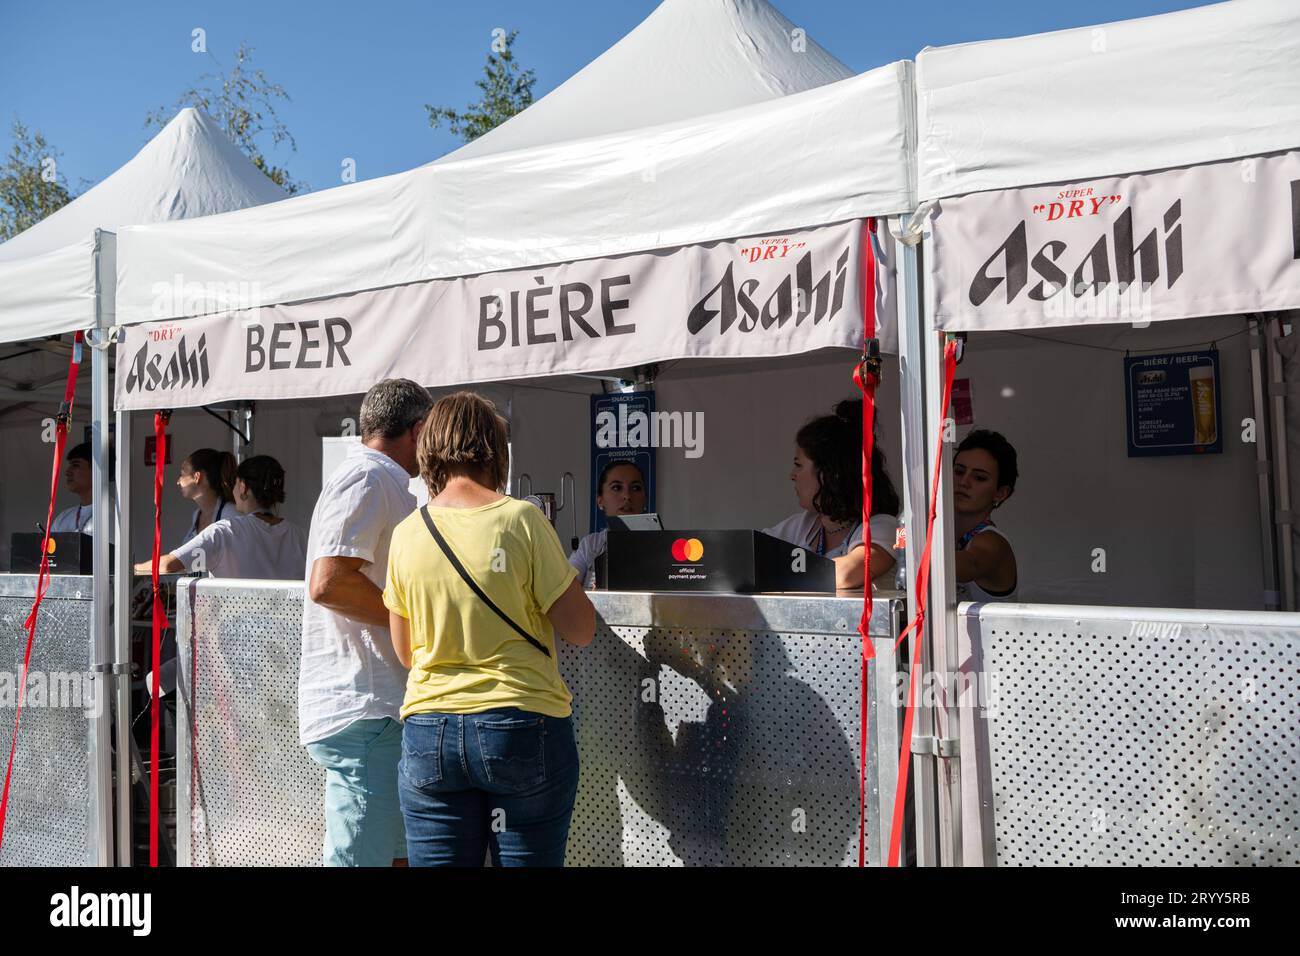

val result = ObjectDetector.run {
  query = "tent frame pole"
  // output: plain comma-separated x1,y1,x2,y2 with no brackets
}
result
892,216,936,866
1248,318,1282,610
920,237,962,867
113,406,133,864
90,231,115,867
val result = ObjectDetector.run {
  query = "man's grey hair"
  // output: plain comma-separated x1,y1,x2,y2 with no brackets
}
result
359,379,434,441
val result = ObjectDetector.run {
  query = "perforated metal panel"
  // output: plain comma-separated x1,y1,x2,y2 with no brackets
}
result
959,604,1300,866
177,582,902,866
0,576,96,867
177,581,326,866
559,598,901,866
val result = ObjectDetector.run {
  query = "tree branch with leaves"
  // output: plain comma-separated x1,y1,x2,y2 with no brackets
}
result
147,41,304,194
0,120,76,242
427,29,536,144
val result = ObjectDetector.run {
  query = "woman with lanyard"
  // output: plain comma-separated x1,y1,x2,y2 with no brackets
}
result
953,429,1019,602
137,455,307,580
764,398,901,591
176,448,237,547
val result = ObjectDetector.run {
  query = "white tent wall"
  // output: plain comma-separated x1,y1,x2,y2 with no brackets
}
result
103,350,902,569
654,352,902,533
954,316,1263,610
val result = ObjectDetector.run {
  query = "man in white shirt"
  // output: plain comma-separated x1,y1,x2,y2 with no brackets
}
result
50,443,95,534
299,379,433,867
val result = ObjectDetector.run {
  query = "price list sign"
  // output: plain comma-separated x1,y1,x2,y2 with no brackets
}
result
1124,349,1222,457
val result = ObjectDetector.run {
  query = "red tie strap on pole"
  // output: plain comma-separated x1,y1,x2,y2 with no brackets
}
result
150,409,172,867
886,337,959,868
0,331,84,851
851,217,879,867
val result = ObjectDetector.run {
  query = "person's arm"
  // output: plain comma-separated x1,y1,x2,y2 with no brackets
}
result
308,555,388,627
546,577,596,647
954,532,1012,585
831,543,895,590
389,611,412,668
134,554,185,575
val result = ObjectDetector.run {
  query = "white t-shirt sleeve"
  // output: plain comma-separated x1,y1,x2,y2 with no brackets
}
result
763,512,812,547
172,520,232,574
313,467,387,564
867,514,898,553
50,507,79,533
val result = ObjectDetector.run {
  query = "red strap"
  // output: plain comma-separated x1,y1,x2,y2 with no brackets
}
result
886,338,959,867
150,410,171,866
0,332,84,851
851,218,878,867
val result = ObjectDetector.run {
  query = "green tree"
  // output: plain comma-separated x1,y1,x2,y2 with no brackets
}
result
0,120,75,241
147,42,304,194
426,29,536,144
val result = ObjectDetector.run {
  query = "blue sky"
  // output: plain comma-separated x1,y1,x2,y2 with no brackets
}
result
1,0,1219,194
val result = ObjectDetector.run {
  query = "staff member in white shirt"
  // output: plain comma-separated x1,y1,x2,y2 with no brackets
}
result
175,447,237,547
764,399,901,591
138,455,306,579
50,443,95,534
568,459,647,588
299,378,433,867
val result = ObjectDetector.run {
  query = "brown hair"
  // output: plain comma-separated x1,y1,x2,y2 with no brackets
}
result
236,455,286,509
417,391,509,496
185,448,237,501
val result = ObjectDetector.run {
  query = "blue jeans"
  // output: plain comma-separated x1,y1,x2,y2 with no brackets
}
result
305,717,407,867
399,708,579,867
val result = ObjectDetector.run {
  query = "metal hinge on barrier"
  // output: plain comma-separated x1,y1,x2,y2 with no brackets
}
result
910,735,960,758
92,662,131,675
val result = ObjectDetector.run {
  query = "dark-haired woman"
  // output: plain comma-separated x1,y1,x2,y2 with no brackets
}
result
138,455,307,579
953,429,1018,602
176,447,237,547
568,459,648,588
764,399,901,591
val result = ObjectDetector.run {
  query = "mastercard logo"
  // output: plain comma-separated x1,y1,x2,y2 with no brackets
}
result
671,538,704,562
46,539,57,554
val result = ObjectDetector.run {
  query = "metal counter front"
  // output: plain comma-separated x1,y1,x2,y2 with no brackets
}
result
0,574,103,866
176,581,904,867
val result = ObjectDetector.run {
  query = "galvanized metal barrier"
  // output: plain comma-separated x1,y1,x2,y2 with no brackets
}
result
954,602,1300,866
176,580,904,866
0,575,104,866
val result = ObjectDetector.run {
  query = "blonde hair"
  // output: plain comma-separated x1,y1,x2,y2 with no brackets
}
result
417,391,509,496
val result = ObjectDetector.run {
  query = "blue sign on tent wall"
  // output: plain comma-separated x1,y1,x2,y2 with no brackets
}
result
1124,349,1222,457
589,391,656,535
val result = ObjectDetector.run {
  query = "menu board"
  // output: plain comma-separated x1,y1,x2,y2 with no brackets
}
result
1124,350,1222,457
589,391,657,535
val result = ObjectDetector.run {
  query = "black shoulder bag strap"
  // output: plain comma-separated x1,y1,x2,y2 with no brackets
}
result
419,505,551,658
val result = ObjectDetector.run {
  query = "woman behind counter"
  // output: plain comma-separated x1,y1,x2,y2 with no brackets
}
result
765,398,900,591
137,455,306,580
953,429,1018,601
176,447,237,546
383,391,595,867
568,459,647,587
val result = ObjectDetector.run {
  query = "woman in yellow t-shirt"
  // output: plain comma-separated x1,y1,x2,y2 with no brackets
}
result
383,391,595,867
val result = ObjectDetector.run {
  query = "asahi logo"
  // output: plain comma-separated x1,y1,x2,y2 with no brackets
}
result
688,245,851,335
969,201,1183,306
123,329,209,394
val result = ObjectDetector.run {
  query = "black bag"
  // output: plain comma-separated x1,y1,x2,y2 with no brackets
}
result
419,505,550,658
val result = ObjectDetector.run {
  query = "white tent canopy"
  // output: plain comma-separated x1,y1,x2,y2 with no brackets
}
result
920,0,1300,333
915,0,1300,201
442,0,853,162
116,63,914,331
0,108,284,343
